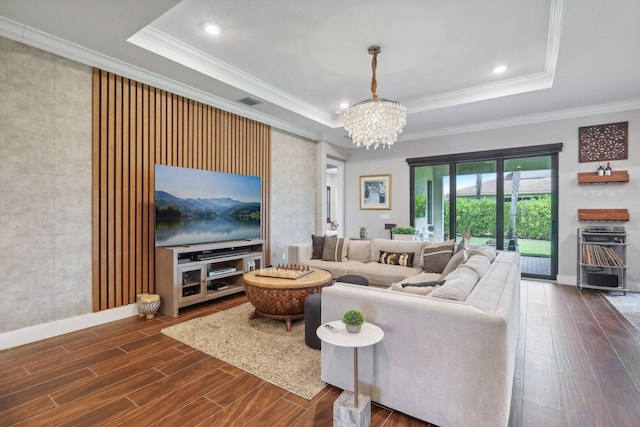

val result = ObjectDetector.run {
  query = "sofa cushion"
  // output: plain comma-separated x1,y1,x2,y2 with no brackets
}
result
467,246,497,262
429,267,479,301
379,251,414,267
322,236,349,262
388,282,440,296
370,239,425,268
422,240,454,274
348,240,372,263
439,249,467,280
305,259,358,278
350,262,423,287
460,254,491,278
311,234,325,259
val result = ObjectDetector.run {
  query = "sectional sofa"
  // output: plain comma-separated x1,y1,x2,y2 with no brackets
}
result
288,237,521,427
289,237,435,286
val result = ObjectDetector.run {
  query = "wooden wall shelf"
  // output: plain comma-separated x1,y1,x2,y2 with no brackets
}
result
577,170,629,184
578,209,629,222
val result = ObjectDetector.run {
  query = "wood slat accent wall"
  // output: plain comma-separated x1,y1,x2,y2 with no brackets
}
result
92,69,271,312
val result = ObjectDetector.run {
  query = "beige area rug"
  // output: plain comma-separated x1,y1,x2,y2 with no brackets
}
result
161,303,325,400
605,292,640,331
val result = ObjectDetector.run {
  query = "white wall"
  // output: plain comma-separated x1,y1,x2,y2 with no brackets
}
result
343,111,640,291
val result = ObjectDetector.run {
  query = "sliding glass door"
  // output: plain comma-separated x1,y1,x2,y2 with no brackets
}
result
503,156,555,278
454,161,497,247
409,145,559,280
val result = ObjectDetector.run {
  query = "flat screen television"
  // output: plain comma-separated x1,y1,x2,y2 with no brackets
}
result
154,164,261,247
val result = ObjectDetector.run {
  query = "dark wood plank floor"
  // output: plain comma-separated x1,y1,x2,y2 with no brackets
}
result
1,281,639,426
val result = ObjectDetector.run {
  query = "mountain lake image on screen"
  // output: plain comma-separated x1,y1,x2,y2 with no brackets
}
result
154,164,261,247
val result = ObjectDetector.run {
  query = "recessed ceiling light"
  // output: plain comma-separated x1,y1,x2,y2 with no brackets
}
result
339,102,350,110
492,64,507,74
204,23,221,36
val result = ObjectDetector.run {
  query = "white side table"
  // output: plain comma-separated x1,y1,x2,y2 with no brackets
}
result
317,321,384,427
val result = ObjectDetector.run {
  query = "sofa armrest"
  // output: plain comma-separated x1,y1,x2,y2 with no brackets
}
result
288,242,312,265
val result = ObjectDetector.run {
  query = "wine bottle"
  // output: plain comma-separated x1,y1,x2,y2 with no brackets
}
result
597,163,605,176
605,162,612,176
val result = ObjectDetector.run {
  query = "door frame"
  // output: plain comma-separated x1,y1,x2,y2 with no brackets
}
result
408,143,561,280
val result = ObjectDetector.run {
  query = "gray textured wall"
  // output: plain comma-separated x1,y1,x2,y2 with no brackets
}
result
0,37,93,332
270,129,318,265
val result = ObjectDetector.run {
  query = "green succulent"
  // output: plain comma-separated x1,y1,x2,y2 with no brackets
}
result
342,309,365,326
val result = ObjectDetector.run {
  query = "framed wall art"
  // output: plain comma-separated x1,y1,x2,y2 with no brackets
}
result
578,121,628,162
360,174,391,210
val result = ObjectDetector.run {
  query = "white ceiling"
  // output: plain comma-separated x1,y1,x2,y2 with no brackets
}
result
1,0,640,147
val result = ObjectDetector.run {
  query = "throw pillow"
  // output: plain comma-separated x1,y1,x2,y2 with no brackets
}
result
422,240,454,274
322,236,349,262
311,234,325,259
347,240,371,263
401,280,445,288
378,251,414,267
439,249,468,280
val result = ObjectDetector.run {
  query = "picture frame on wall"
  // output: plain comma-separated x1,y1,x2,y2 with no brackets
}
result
360,174,391,210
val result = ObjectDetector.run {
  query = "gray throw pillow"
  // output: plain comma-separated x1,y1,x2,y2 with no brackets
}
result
311,234,325,259
322,236,349,262
422,240,454,273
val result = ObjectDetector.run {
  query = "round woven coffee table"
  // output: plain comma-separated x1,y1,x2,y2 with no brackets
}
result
243,268,332,331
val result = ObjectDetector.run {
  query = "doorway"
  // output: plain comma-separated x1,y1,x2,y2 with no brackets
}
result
326,160,344,237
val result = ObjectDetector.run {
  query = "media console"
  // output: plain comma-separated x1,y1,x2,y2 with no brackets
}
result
155,239,265,317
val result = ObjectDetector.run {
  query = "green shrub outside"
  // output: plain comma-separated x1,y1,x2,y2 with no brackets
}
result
442,195,552,239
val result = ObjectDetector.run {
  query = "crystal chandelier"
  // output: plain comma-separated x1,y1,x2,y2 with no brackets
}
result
343,46,407,149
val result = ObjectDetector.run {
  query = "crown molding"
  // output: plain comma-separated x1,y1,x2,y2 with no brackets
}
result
0,16,322,142
128,26,335,127
402,0,565,115
401,98,640,141
128,0,567,129
403,72,553,114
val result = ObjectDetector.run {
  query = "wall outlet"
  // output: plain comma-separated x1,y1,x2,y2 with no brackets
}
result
380,214,390,219
282,252,286,260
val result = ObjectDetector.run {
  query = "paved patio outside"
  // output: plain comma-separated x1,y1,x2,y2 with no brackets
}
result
521,255,551,277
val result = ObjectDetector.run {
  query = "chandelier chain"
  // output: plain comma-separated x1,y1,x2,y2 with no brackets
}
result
371,50,378,100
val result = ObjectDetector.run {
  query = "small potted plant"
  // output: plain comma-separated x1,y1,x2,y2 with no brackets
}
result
342,309,365,333
392,226,415,241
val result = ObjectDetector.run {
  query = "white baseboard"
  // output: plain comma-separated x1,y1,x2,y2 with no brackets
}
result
555,274,575,286
0,304,139,350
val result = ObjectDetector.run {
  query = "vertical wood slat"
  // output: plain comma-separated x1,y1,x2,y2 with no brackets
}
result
114,75,123,306
122,78,130,305
92,69,271,311
91,69,101,312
